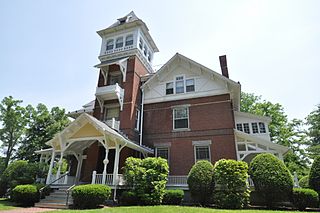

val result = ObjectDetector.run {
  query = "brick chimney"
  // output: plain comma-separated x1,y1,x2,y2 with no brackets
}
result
219,55,229,78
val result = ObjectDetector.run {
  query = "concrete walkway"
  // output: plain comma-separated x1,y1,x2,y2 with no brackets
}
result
0,207,56,213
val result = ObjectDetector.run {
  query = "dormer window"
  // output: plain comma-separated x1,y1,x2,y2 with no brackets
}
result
139,38,143,50
125,35,133,46
106,39,114,50
116,37,123,48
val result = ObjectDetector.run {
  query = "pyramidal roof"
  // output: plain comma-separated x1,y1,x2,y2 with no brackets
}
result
108,11,140,28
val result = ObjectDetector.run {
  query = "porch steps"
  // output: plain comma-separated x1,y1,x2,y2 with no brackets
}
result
35,186,72,209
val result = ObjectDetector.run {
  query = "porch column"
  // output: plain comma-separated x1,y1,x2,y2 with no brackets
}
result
102,147,109,185
112,144,120,185
46,150,56,184
56,151,64,180
75,155,83,184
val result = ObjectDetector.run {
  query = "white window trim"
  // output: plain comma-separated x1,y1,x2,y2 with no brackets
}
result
166,75,195,95
172,106,190,131
193,144,211,163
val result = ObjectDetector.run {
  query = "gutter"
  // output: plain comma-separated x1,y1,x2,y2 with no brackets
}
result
139,88,145,146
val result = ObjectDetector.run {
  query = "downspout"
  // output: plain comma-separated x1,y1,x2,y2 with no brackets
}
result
139,88,145,146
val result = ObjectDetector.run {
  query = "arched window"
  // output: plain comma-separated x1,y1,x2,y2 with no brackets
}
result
125,34,134,46
106,39,114,51
116,37,123,48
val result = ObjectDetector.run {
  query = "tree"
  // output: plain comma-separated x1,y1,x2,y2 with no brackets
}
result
16,104,69,162
309,156,320,197
306,104,320,159
240,92,310,178
0,96,26,169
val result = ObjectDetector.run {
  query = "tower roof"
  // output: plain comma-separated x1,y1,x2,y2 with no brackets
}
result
97,11,159,52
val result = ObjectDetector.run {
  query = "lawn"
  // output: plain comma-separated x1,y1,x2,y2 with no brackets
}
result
0,198,19,211
50,206,318,213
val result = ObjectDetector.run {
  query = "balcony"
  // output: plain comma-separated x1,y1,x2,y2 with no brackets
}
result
95,83,124,110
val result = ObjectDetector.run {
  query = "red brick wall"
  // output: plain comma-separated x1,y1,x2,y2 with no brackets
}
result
143,94,237,175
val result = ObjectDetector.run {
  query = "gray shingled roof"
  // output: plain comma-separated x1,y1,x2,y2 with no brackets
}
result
108,11,139,29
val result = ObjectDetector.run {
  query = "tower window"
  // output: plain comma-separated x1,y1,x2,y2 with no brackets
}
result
139,38,143,50
125,34,133,46
143,45,148,56
147,51,152,62
116,37,123,48
106,39,114,51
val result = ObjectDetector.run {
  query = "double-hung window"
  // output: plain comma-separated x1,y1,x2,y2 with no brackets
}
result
186,79,195,92
156,147,169,163
106,39,114,51
166,82,174,95
195,146,210,162
173,107,189,129
116,37,123,48
125,34,133,46
134,109,140,131
175,76,185,94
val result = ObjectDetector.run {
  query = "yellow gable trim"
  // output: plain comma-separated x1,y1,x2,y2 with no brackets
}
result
70,123,103,139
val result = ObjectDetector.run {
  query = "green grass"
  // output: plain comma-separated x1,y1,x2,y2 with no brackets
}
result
0,198,19,211
49,206,319,213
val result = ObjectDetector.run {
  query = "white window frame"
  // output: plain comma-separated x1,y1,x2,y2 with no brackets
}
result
125,34,134,46
192,140,211,163
115,37,124,48
173,106,190,130
236,123,243,131
155,147,170,164
258,122,266,133
243,123,250,134
166,82,174,95
186,78,195,92
134,109,140,131
251,122,259,134
165,75,195,95
106,39,114,50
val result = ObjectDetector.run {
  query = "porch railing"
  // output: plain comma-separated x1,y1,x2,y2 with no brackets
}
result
167,176,188,186
48,173,68,185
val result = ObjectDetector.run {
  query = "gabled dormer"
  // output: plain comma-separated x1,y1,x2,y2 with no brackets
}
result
96,11,159,73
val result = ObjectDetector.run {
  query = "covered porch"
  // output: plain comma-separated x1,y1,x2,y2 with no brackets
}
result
37,113,153,187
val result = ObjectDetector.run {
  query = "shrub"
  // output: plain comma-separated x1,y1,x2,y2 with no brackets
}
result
162,189,184,205
213,159,249,209
120,191,139,206
309,156,320,197
292,188,319,210
299,176,309,188
187,160,214,205
249,153,293,208
72,184,111,209
2,160,36,189
33,183,50,198
123,157,169,205
11,184,38,206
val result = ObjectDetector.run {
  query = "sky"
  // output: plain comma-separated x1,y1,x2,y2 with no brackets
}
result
0,0,319,120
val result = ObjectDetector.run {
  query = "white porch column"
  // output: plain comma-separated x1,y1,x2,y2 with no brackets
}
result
56,151,64,180
75,155,83,184
102,147,109,185
46,150,56,184
92,170,97,184
112,144,120,185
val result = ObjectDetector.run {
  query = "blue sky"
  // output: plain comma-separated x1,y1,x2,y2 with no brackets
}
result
0,0,319,120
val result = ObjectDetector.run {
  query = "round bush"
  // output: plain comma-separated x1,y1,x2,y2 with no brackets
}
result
72,184,111,209
34,183,50,198
249,153,293,208
162,189,184,205
213,159,249,209
187,160,214,205
309,156,320,196
12,184,38,206
120,191,139,206
292,188,319,210
299,176,309,188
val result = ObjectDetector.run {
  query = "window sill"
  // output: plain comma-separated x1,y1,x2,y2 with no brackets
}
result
172,128,191,133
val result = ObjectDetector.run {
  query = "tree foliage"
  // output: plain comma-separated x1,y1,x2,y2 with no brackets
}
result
0,96,26,169
306,104,320,158
309,156,320,196
16,103,69,162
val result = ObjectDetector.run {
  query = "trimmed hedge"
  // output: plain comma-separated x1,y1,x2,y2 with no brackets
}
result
162,189,184,205
249,153,293,208
187,160,214,205
309,156,320,197
292,188,319,210
120,191,139,206
299,176,309,188
213,159,249,209
34,183,51,199
123,157,169,205
72,184,111,209
11,184,39,206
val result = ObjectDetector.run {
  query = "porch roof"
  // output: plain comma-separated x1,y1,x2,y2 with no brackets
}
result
44,113,153,154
